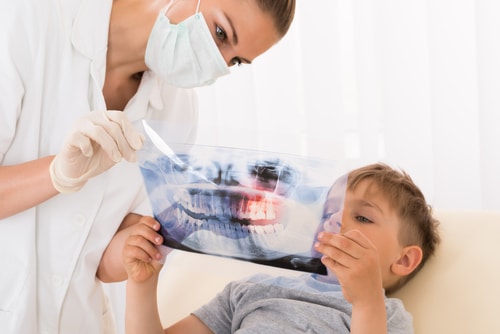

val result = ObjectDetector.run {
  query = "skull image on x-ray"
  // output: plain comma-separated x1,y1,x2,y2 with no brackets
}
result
138,121,344,274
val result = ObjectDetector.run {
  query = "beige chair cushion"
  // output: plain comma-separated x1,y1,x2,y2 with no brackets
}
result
391,210,500,333
157,210,500,333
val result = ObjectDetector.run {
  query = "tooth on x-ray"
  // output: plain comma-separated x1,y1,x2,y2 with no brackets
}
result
138,121,345,275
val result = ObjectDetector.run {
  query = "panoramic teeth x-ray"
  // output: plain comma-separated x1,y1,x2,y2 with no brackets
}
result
138,121,346,274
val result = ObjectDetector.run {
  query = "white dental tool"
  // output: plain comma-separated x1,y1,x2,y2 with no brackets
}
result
142,120,215,185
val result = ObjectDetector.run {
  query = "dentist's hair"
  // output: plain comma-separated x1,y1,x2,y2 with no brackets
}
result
255,0,296,38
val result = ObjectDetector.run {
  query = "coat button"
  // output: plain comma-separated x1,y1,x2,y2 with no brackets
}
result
52,275,63,287
72,213,86,227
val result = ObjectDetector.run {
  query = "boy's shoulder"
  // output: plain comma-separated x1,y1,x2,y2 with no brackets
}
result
238,273,412,320
199,273,413,333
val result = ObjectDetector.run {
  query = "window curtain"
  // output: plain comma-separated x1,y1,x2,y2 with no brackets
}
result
194,0,500,211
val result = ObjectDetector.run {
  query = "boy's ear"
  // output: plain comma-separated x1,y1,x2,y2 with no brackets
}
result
391,246,423,277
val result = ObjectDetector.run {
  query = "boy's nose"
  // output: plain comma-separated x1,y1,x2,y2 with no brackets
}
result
323,211,342,233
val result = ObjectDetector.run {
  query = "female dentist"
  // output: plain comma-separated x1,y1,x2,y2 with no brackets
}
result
0,0,296,333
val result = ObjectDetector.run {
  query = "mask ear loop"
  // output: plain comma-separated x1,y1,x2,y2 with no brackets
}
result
163,0,200,16
162,0,175,15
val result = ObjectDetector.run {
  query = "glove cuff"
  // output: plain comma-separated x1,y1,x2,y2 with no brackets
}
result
49,157,88,193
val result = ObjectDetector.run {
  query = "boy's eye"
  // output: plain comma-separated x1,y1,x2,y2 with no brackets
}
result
321,212,333,221
355,215,372,223
215,25,227,40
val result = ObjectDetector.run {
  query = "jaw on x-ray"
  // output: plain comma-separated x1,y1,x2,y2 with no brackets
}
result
138,121,346,275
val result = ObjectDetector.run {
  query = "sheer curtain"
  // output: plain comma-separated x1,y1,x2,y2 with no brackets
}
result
194,0,500,211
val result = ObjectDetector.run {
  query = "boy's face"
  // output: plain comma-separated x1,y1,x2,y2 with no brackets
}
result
338,179,405,284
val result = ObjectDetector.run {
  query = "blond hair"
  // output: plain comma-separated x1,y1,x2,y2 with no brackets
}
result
347,163,440,293
254,0,296,38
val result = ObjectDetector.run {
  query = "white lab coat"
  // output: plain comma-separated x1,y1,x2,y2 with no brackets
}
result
0,0,198,333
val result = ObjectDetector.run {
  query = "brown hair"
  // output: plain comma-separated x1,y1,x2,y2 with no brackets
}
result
254,0,296,38
347,163,441,294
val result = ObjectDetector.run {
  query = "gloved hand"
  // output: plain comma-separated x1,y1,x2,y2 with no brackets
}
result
50,110,144,193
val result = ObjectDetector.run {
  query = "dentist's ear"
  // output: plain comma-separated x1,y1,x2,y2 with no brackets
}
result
391,245,423,277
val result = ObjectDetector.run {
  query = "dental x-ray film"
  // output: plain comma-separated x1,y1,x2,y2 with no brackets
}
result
138,121,347,275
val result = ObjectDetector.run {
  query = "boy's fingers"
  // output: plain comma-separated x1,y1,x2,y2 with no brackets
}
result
130,218,163,246
127,234,162,261
341,230,373,250
315,232,366,263
139,216,161,231
156,245,171,264
124,244,153,264
140,227,163,246
321,255,344,269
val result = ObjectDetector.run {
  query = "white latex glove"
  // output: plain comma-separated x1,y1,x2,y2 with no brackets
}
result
50,110,144,193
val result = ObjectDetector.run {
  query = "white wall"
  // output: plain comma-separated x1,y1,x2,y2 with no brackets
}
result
193,0,500,212
109,1,500,333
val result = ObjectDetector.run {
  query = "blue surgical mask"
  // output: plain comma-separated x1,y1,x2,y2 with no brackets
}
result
145,0,230,88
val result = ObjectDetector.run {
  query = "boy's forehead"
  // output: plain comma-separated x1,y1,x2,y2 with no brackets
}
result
327,174,348,197
346,180,393,212
323,175,348,211
327,184,346,200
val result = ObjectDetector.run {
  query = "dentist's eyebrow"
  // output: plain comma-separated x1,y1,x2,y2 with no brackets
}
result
225,12,252,64
226,14,238,44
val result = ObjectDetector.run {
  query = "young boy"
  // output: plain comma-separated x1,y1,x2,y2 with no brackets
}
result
110,163,440,333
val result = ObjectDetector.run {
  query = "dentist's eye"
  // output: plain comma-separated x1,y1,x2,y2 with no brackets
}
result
215,25,227,40
230,57,242,66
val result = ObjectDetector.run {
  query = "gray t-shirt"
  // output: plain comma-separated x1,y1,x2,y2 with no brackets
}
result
193,273,413,334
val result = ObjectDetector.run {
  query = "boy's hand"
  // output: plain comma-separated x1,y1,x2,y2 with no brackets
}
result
314,230,384,306
123,216,165,283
